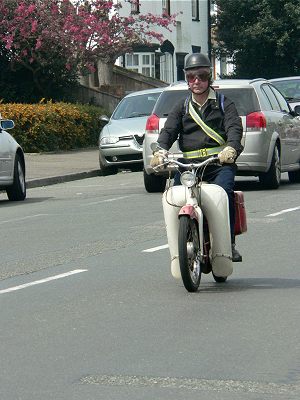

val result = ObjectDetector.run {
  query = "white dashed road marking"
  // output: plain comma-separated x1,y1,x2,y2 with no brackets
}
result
266,206,300,217
0,269,88,295
143,244,169,253
0,214,48,225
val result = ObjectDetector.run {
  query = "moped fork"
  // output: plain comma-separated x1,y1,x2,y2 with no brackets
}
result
178,204,204,262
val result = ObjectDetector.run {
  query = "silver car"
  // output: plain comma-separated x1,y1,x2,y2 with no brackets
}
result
0,118,26,201
98,87,164,175
270,76,300,111
143,79,300,192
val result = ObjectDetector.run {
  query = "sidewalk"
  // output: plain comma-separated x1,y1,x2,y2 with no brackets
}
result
26,148,100,188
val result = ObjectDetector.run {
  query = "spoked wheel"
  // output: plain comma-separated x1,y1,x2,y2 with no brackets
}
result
178,216,201,292
212,273,227,283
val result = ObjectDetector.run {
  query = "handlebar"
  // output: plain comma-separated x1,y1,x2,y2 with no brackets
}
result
161,154,219,169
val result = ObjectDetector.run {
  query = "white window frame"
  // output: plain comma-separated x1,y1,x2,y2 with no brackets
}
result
192,0,199,21
125,52,155,78
162,0,170,15
131,0,139,14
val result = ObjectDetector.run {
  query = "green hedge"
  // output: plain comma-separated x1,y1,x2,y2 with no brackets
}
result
0,101,108,152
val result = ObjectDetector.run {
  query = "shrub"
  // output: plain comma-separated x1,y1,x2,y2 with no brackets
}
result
0,101,108,152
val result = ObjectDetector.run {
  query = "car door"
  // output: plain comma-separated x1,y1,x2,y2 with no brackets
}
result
260,84,292,168
0,129,15,180
270,85,300,167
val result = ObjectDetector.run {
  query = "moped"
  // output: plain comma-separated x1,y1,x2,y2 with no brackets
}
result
152,144,247,292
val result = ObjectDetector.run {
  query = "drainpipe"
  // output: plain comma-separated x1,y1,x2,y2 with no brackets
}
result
207,0,212,62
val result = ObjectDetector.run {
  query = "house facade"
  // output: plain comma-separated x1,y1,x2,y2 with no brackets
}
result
116,0,212,84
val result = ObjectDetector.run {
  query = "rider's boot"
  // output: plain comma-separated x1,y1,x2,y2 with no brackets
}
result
232,242,242,262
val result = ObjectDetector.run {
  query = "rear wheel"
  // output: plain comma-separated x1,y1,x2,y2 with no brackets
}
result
143,169,166,193
212,273,227,283
6,153,26,201
288,169,300,183
259,145,281,189
178,216,201,292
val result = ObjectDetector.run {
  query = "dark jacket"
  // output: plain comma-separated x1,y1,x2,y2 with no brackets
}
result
157,90,244,158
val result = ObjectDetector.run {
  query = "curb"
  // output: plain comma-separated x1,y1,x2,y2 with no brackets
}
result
27,170,100,189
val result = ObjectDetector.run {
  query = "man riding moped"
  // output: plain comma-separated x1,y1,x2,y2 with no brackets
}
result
151,53,244,265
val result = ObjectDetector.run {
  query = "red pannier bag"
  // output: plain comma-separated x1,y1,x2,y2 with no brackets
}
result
234,191,247,235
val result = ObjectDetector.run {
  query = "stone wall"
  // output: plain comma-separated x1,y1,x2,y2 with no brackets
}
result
77,65,168,114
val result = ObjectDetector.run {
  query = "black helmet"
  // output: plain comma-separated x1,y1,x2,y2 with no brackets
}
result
184,53,211,70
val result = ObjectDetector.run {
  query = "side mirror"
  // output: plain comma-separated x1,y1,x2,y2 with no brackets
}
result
0,119,14,130
294,105,300,116
99,115,110,123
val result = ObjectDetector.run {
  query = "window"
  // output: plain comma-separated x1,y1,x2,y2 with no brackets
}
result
261,84,281,111
131,0,140,14
192,0,199,21
162,0,170,15
271,86,290,113
125,53,155,78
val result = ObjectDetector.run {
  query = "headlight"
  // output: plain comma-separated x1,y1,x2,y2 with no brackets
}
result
100,136,119,145
180,171,196,187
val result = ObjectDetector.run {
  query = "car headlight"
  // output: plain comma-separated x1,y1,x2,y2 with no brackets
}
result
180,171,196,188
100,136,119,145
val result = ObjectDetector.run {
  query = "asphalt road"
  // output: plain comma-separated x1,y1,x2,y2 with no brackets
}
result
0,172,299,400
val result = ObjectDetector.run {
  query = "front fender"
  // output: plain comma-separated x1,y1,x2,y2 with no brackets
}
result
178,205,197,219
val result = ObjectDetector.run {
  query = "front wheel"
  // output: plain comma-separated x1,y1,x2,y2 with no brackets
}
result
99,157,118,176
143,169,166,193
178,216,201,292
6,153,26,201
288,169,300,183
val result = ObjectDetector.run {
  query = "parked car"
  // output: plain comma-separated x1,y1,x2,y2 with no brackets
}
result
143,79,300,192
98,87,165,175
0,118,26,201
270,76,300,111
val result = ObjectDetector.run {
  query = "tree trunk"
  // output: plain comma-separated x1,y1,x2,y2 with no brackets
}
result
97,60,114,86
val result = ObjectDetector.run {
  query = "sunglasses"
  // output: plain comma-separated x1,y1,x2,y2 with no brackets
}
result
186,70,210,83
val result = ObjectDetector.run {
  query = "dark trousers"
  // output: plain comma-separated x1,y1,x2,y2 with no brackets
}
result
174,164,236,242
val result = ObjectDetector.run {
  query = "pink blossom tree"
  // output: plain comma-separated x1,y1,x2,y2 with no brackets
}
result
0,0,176,97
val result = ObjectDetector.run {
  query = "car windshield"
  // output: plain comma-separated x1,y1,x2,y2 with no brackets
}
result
112,92,161,120
271,79,300,101
153,88,259,117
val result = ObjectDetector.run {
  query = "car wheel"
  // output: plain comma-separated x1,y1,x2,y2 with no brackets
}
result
6,153,26,201
130,164,143,172
288,169,300,183
259,146,281,189
99,158,118,176
143,169,166,192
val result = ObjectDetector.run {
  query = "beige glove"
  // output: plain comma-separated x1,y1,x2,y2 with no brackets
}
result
218,146,237,164
150,149,168,168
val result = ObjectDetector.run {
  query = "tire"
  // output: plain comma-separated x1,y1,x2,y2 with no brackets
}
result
212,273,227,283
143,169,166,193
288,169,300,183
130,164,143,172
259,145,281,189
99,158,118,176
178,216,201,292
6,153,26,201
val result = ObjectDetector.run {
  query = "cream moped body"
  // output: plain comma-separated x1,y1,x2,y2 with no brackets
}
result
163,183,233,283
